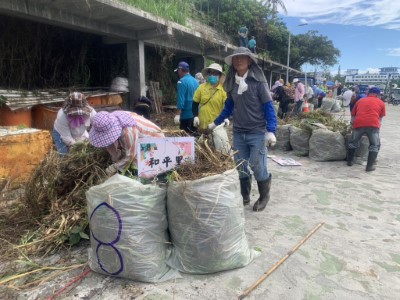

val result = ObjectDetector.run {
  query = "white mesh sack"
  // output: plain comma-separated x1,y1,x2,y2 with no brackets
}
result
275,124,292,151
86,174,180,282
289,126,311,156
309,129,346,161
166,169,255,274
110,77,129,92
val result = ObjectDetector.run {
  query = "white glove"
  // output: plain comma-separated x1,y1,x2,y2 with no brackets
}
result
105,165,118,176
208,122,217,131
266,132,277,148
224,118,230,126
193,116,200,127
174,115,180,125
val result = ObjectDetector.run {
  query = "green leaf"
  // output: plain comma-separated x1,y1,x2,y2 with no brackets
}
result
79,232,90,240
69,233,81,245
70,226,81,234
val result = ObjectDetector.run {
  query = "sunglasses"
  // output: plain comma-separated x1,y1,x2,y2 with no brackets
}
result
207,70,220,76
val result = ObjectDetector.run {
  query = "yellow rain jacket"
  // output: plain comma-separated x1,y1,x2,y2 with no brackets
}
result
193,83,227,130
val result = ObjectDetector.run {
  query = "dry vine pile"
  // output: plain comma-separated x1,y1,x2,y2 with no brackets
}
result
172,138,235,182
152,111,236,181
20,143,110,255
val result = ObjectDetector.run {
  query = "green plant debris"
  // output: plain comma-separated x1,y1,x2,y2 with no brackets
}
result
320,252,346,275
312,189,332,205
373,261,400,272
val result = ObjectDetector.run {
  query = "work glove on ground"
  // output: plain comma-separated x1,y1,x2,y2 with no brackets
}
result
224,118,230,126
266,132,277,148
193,116,200,127
174,115,180,125
105,164,118,176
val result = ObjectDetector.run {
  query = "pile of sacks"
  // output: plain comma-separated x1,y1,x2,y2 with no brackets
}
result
274,123,368,162
86,170,256,283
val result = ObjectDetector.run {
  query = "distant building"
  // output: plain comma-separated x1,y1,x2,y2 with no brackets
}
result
345,67,399,86
379,67,399,75
345,69,359,76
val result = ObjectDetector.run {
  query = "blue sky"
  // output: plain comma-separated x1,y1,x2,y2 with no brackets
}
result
278,0,400,75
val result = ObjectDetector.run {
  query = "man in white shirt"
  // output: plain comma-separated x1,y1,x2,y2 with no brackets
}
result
342,89,354,107
306,85,314,102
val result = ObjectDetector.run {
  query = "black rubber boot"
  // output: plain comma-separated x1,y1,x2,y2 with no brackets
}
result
253,174,272,212
366,151,378,172
347,148,356,166
240,177,252,205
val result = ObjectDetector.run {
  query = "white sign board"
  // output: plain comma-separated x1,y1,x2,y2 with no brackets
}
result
272,156,302,166
137,137,195,178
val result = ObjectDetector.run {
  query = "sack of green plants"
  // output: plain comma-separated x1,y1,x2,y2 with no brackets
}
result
86,174,180,282
166,169,256,274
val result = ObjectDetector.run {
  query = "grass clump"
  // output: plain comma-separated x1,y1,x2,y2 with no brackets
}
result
119,0,193,25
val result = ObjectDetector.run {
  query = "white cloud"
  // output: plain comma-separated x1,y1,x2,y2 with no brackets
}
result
387,48,400,56
280,0,400,30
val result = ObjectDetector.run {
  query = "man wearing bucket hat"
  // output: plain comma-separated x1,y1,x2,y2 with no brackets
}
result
208,47,277,212
89,110,164,176
174,61,199,134
52,92,96,154
347,87,385,172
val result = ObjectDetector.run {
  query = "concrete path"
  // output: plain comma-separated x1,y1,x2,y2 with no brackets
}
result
15,104,400,300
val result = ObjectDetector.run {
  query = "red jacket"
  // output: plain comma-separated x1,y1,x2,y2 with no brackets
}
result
351,95,385,129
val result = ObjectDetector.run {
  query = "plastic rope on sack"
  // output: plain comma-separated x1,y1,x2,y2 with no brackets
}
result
166,169,256,274
86,174,180,282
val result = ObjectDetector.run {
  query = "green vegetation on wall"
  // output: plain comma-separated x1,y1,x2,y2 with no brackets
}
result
119,0,193,25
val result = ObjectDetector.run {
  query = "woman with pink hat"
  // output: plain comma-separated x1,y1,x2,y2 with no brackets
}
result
52,92,96,154
89,110,164,175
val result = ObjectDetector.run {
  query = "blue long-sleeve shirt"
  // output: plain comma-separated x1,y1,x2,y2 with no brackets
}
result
176,74,199,120
214,78,277,134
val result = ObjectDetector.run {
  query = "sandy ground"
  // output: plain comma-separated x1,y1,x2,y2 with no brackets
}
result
5,104,400,300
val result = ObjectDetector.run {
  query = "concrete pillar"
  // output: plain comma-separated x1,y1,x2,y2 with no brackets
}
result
193,55,206,74
127,40,146,110
269,71,273,89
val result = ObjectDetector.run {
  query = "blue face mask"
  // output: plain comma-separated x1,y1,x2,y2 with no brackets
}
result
208,75,219,85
